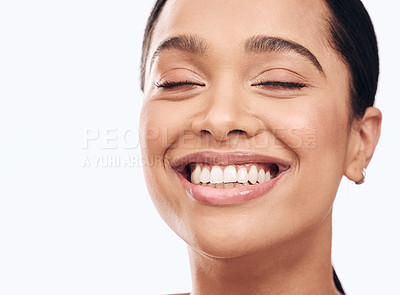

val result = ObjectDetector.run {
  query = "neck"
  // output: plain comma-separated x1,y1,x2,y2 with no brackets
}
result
188,212,340,295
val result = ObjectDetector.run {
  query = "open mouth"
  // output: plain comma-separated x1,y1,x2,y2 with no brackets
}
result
182,163,280,189
171,151,289,189
171,152,290,205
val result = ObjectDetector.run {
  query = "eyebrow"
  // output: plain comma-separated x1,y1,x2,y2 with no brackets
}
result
244,35,324,75
150,34,207,69
150,34,324,75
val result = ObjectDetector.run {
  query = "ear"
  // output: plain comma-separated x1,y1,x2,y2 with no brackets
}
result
344,107,382,183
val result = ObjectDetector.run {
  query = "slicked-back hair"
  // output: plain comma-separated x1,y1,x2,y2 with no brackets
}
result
140,0,379,119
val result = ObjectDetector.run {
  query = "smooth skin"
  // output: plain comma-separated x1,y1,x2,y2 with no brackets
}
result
140,0,382,294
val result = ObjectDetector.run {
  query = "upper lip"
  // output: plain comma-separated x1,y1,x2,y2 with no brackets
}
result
170,151,291,173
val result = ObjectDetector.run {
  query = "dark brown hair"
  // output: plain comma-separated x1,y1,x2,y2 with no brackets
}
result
140,0,379,119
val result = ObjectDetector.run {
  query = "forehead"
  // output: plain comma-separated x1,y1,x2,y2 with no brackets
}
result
151,0,331,58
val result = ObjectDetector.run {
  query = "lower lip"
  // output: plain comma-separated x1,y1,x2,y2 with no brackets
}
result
176,171,286,206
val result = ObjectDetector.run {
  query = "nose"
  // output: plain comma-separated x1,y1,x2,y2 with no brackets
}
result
191,83,262,142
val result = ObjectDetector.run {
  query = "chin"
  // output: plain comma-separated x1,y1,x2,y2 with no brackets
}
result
184,220,264,259
164,200,296,260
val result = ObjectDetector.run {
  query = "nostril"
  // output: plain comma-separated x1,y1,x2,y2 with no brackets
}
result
228,129,246,136
200,130,212,136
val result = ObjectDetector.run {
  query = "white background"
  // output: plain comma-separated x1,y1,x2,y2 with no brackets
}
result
0,1,399,294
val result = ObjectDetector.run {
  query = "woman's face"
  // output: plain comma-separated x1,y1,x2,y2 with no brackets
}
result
140,0,354,257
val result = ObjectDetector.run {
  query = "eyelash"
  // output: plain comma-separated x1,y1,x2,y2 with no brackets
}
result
251,81,307,89
155,81,206,89
155,80,307,89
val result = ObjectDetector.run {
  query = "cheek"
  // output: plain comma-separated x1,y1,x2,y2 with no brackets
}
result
290,100,348,189
261,95,349,160
249,96,350,231
139,100,196,231
140,100,200,154
304,98,350,173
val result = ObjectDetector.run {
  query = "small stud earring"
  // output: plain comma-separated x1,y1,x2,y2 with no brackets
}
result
355,168,366,185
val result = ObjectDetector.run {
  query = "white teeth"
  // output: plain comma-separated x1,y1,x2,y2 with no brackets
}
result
237,167,249,184
257,169,266,183
248,165,258,184
265,170,271,182
223,165,237,183
191,165,201,184
192,164,277,186
200,167,210,183
210,166,224,184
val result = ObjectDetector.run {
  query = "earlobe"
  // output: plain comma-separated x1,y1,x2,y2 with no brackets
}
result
344,107,382,184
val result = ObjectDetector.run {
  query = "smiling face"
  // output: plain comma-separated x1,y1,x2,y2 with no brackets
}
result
140,0,354,258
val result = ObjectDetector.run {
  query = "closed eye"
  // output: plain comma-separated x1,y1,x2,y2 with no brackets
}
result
251,81,307,89
155,80,206,89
